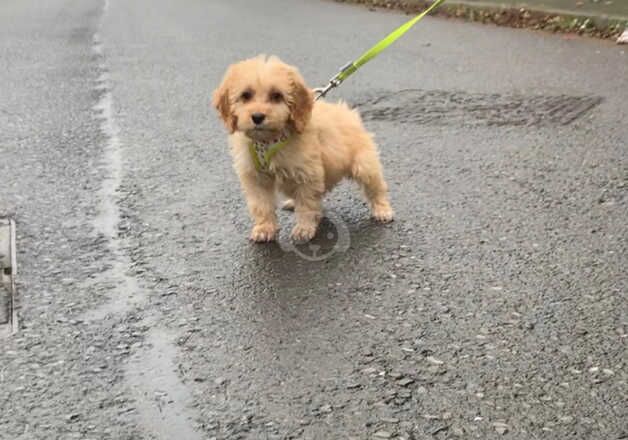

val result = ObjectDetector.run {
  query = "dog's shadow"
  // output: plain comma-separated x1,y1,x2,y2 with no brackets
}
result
234,217,389,344
239,210,394,304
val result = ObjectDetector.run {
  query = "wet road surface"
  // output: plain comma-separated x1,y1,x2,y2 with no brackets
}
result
0,0,626,439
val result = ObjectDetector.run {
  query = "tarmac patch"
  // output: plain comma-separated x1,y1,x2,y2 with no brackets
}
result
355,89,602,127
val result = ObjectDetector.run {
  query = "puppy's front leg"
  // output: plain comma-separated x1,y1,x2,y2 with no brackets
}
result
240,172,278,242
291,187,323,242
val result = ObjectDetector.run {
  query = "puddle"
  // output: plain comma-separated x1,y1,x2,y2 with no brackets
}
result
81,4,203,438
125,328,203,440
82,86,146,321
92,32,104,56
81,261,145,321
81,22,146,322
355,89,602,127
92,90,122,240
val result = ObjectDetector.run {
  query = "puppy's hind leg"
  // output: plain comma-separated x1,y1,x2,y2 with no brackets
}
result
352,150,394,223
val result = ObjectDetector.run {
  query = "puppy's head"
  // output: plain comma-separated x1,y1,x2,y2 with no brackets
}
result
212,55,314,139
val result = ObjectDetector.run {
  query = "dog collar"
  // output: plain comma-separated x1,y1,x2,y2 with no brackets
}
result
248,130,291,173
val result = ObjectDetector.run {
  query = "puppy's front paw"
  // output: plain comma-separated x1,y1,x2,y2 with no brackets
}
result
250,223,278,243
290,223,317,242
372,204,394,223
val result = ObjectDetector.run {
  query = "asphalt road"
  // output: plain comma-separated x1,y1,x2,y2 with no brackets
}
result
1,0,626,439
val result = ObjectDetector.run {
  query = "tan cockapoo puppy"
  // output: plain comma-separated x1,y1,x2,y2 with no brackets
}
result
213,55,393,242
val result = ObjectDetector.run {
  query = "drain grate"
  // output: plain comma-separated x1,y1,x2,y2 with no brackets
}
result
354,89,602,127
0,217,17,336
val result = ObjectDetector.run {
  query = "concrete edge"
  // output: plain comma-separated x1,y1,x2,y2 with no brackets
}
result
0,217,18,336
333,0,628,40
454,0,627,22
10,218,17,335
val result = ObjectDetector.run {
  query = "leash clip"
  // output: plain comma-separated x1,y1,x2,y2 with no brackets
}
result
314,61,355,100
313,82,336,101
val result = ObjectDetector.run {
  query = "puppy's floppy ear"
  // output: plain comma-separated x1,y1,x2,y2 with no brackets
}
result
287,68,314,133
212,68,237,133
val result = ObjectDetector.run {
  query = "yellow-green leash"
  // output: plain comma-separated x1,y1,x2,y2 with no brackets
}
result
252,0,447,172
314,0,447,100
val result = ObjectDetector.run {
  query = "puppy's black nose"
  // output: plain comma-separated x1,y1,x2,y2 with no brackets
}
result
251,113,266,125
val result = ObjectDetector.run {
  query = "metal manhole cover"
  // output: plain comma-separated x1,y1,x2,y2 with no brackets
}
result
354,89,602,127
0,217,18,336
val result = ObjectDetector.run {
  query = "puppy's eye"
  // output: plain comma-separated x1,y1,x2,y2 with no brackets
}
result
240,90,253,102
269,91,283,103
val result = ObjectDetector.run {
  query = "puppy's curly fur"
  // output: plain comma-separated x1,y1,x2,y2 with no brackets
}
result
213,55,393,242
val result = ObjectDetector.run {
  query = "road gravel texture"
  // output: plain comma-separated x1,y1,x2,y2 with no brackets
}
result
0,0,626,439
